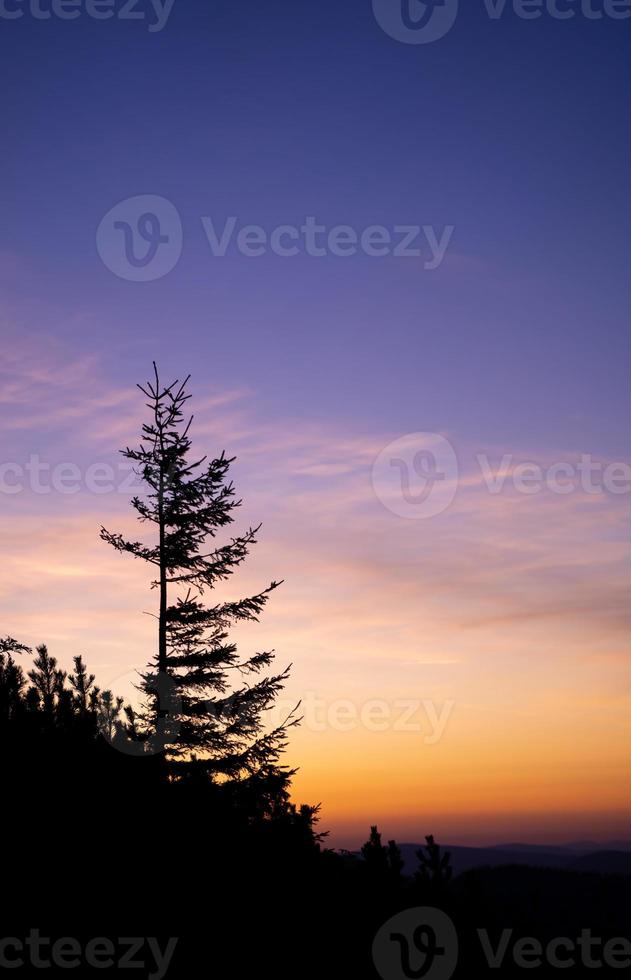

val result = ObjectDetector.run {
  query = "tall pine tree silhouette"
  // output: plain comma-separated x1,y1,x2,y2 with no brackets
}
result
101,365,298,791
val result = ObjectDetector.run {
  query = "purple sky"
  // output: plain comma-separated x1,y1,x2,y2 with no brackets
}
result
1,0,631,845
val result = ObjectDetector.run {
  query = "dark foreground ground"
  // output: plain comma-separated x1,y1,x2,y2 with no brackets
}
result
4,742,631,978
8,816,631,976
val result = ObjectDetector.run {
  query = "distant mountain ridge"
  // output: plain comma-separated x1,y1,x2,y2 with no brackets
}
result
492,840,631,853
392,841,631,876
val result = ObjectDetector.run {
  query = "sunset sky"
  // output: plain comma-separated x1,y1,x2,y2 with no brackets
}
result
2,1,631,847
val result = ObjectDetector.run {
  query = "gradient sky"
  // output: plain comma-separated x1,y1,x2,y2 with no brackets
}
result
2,0,631,847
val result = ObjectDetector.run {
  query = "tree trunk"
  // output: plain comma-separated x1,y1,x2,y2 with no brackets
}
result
157,460,167,723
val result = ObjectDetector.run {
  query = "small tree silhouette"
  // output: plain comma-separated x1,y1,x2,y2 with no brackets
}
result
361,826,404,880
68,656,96,714
387,838,405,877
97,690,125,743
27,645,63,719
415,834,452,892
0,637,28,726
